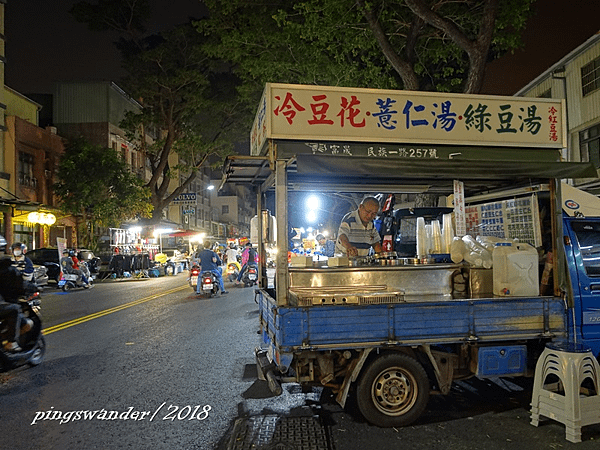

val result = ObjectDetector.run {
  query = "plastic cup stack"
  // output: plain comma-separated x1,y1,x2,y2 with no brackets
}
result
431,219,443,254
442,213,454,253
425,224,432,255
416,217,427,258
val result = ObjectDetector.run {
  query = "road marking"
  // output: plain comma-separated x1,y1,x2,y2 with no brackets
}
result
43,285,189,335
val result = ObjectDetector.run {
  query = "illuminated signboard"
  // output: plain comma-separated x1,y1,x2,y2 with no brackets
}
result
251,83,565,155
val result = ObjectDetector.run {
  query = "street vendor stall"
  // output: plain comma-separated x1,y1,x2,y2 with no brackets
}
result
220,83,600,428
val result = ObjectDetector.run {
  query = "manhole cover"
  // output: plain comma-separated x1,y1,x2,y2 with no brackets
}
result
226,414,332,450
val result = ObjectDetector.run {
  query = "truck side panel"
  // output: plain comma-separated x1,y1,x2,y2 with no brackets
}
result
259,291,567,352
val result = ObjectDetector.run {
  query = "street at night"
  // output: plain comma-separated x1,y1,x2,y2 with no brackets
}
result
1,275,599,450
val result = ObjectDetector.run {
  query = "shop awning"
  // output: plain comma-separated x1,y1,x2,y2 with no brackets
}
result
167,231,203,237
221,152,598,196
292,153,598,195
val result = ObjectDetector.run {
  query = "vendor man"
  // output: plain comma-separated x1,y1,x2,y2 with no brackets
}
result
335,197,383,257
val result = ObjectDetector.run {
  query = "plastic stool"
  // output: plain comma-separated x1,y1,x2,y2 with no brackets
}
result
530,341,600,443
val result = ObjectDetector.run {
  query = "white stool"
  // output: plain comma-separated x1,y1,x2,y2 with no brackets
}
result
530,341,600,443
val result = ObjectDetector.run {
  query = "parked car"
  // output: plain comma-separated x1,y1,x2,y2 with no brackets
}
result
25,247,101,283
76,249,101,275
25,247,61,283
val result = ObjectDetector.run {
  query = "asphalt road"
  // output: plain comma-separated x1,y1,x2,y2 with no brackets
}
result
1,276,260,449
2,275,600,449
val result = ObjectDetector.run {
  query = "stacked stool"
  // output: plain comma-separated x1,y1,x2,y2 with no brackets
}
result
530,340,600,443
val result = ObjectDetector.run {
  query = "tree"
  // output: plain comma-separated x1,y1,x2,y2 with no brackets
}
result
199,0,534,95
54,138,152,249
199,0,534,207
71,2,248,223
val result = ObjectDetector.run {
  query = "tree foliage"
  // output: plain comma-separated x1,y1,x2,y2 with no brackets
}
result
71,1,248,223
199,0,534,95
54,138,152,248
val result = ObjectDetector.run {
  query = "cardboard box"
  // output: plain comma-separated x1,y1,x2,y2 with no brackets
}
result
327,257,349,267
289,256,314,267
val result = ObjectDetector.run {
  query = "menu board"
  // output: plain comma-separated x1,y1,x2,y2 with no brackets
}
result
465,194,541,247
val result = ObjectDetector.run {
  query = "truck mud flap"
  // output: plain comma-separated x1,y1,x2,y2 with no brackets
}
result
255,347,283,396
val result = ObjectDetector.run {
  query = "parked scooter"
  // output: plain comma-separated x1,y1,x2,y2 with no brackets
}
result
0,264,46,372
241,263,258,287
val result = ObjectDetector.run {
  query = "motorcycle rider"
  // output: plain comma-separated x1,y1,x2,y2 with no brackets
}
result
71,250,92,283
0,254,25,352
225,245,239,266
10,242,34,282
60,249,90,287
194,241,228,295
236,242,258,284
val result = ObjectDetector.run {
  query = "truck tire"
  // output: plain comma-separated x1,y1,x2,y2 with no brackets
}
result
356,352,429,427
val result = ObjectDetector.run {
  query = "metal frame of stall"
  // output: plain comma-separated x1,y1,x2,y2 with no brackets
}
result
222,145,597,311
221,83,599,309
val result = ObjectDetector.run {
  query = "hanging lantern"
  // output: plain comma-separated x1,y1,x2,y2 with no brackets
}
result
27,212,57,225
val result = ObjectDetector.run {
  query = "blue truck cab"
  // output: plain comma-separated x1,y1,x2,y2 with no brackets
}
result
222,83,600,428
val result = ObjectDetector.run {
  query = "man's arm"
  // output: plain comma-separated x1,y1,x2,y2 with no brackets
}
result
338,233,358,257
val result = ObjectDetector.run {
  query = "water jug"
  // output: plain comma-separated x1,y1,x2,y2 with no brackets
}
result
492,242,539,296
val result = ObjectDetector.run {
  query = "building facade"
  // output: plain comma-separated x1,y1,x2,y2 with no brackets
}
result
1,87,69,250
515,31,600,192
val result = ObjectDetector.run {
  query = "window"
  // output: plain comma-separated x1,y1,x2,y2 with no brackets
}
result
18,152,36,188
580,124,600,168
222,205,229,215
582,56,600,96
571,221,600,276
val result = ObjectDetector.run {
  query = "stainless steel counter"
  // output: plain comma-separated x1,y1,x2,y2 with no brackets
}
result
287,264,464,306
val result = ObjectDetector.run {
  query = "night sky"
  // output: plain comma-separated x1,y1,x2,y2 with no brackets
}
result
4,0,206,94
4,0,600,96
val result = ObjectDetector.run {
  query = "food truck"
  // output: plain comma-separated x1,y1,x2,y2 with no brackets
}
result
220,83,600,427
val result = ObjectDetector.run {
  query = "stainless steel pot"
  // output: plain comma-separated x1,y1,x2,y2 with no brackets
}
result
401,257,435,265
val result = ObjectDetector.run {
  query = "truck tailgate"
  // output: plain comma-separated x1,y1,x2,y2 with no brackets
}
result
258,290,566,351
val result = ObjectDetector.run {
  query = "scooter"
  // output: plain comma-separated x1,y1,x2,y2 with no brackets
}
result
188,263,200,290
225,261,241,282
241,263,258,287
198,271,220,298
0,275,46,372
58,268,92,292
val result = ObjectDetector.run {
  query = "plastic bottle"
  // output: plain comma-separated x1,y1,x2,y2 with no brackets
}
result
450,236,466,263
462,235,492,268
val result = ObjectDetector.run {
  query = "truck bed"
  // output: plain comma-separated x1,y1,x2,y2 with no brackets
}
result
258,290,567,352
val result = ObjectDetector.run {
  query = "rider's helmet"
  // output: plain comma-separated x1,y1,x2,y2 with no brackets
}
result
68,249,76,257
11,242,26,256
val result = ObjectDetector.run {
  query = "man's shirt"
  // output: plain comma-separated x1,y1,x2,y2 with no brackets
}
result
197,249,222,272
335,209,381,257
